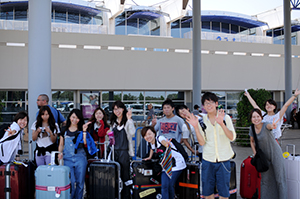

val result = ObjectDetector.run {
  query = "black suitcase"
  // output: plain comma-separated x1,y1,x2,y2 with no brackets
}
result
178,162,200,199
89,145,122,199
85,142,109,198
131,160,162,199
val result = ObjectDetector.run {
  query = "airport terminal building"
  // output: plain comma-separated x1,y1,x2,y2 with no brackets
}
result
1,0,300,122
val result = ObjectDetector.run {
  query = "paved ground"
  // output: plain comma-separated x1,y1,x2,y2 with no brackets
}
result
232,128,300,199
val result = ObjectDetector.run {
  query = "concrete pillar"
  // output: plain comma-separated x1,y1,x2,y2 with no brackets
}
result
192,0,202,108
28,0,52,160
284,0,292,121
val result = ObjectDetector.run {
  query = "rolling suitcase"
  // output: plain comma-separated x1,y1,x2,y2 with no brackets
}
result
240,156,261,199
89,145,122,199
0,162,29,199
178,162,200,199
85,141,109,198
131,160,162,199
35,152,71,199
178,147,200,199
284,144,300,199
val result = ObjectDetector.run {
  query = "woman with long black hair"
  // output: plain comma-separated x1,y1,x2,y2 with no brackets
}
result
88,107,110,158
109,100,135,199
31,106,59,166
58,109,97,199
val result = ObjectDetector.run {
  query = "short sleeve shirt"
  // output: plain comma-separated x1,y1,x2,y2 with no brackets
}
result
31,121,60,148
154,115,184,142
150,135,186,171
261,111,283,139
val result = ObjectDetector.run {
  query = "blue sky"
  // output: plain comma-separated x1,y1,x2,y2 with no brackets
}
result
133,0,300,18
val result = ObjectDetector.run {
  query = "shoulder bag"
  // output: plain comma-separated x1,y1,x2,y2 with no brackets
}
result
250,124,269,172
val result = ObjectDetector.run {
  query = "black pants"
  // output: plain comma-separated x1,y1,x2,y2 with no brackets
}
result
115,150,131,199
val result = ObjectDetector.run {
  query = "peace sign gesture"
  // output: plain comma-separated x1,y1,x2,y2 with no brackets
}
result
272,118,279,130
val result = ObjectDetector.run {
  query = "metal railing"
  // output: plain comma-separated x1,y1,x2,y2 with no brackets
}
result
0,20,108,34
184,31,273,44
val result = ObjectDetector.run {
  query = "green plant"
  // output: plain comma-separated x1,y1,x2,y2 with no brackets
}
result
236,88,272,127
235,89,271,146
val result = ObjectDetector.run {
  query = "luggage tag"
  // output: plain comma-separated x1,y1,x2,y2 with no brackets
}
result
137,168,153,176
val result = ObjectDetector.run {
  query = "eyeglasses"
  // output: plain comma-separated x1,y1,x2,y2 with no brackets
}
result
204,101,215,106
113,107,122,111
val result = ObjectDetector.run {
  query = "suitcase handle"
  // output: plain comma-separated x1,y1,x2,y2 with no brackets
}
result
286,144,296,160
96,141,110,160
119,178,123,192
51,151,63,165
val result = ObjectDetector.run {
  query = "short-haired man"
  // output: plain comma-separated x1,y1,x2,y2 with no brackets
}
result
194,92,236,199
145,104,155,125
175,104,203,161
151,99,184,142
192,104,201,116
36,94,66,126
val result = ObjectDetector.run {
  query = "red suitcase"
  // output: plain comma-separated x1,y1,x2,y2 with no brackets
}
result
0,162,29,199
240,156,261,199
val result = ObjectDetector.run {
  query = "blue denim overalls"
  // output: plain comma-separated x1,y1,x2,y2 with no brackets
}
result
63,131,87,199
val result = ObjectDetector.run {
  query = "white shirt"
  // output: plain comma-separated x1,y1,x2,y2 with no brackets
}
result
261,111,283,139
31,121,60,154
151,135,186,171
182,115,203,153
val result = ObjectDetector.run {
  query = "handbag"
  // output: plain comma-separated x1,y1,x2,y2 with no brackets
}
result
250,124,269,172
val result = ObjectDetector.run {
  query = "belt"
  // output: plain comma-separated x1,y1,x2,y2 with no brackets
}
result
36,184,70,198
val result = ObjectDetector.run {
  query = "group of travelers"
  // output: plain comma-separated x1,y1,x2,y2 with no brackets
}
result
0,89,299,199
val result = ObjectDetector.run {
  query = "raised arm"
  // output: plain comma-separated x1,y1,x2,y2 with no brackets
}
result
278,89,300,120
244,91,261,111
185,113,205,146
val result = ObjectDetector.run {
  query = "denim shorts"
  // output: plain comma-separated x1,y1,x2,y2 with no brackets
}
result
201,159,231,198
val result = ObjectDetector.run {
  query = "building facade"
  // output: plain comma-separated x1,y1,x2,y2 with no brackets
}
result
1,0,300,122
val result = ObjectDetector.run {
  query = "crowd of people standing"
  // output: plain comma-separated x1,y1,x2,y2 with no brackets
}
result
0,89,299,199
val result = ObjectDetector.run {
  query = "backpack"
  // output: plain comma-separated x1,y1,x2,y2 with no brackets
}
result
170,139,189,161
157,136,189,162
0,123,11,140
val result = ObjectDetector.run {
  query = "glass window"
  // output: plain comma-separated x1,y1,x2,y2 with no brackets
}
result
202,21,211,32
115,14,126,35
145,91,165,101
54,10,66,23
0,91,26,124
221,23,230,33
52,91,74,118
166,92,184,100
127,18,138,34
123,91,143,101
212,22,220,32
68,11,79,24
227,92,240,101
0,7,13,20
94,15,103,25
80,13,92,24
15,10,27,21
231,24,238,34
171,19,181,38
150,19,160,36
80,92,99,119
